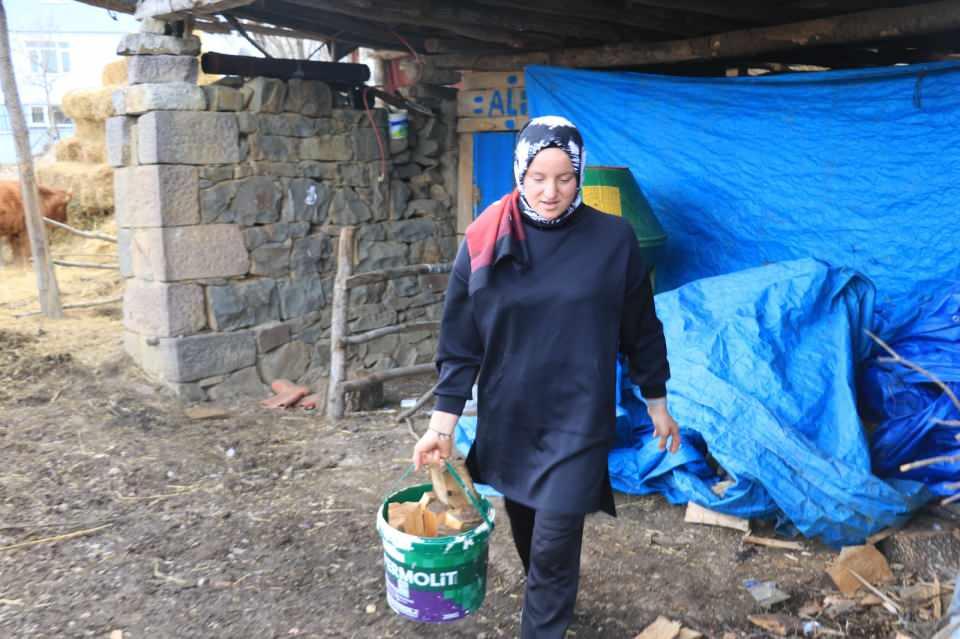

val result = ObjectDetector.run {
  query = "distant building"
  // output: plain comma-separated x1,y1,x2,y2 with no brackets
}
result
1,0,137,163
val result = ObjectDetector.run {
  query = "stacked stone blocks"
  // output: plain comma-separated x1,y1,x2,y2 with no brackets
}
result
110,31,459,404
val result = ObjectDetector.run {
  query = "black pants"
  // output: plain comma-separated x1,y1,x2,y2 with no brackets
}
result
504,498,586,639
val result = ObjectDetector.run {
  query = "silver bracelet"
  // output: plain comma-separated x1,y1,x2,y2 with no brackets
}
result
429,427,452,439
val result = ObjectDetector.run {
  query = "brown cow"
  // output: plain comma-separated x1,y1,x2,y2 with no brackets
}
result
0,180,71,267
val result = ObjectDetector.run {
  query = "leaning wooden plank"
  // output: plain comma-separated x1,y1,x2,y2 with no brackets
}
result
52,260,118,270
345,262,451,288
684,502,750,532
326,226,354,420
339,364,435,392
342,321,440,346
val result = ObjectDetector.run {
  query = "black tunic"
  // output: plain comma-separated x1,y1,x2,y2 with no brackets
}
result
434,204,670,516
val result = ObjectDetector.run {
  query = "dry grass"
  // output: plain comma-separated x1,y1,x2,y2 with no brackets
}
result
0,216,123,369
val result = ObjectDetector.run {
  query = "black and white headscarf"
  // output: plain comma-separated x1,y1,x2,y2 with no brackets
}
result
514,115,586,226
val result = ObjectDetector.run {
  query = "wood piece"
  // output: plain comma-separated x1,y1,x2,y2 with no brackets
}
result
403,507,425,537
847,569,901,615
934,574,942,619
327,226,355,420
339,364,435,393
345,262,451,288
422,509,439,537
431,1,960,70
13,296,121,319
461,71,525,91
826,544,893,596
444,511,464,531
418,491,434,509
200,51,371,84
184,406,230,420
342,320,440,345
388,502,418,530
677,629,703,639
429,465,450,506
742,534,805,551
457,116,528,133
43,217,117,243
457,132,474,235
866,526,900,545
633,616,681,639
0,3,62,318
397,382,438,422
747,614,800,636
684,502,750,532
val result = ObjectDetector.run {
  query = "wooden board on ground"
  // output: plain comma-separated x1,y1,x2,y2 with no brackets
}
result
684,502,750,532
633,615,681,639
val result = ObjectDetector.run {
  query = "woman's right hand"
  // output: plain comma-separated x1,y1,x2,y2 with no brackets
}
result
412,410,458,470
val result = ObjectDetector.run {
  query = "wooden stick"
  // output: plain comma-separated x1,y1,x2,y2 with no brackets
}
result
327,226,355,420
52,260,119,270
0,2,61,318
342,320,440,345
848,569,901,615
868,330,960,414
933,418,960,427
14,296,121,318
339,364,435,392
0,523,112,552
397,382,439,422
742,534,805,551
900,453,960,473
431,0,960,70
43,217,117,243
940,492,960,506
345,262,451,288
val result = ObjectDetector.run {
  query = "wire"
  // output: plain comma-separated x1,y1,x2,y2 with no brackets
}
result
362,86,388,183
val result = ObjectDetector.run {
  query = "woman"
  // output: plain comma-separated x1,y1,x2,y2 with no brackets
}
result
413,116,680,638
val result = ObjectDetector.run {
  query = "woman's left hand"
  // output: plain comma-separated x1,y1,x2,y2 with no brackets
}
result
648,402,681,453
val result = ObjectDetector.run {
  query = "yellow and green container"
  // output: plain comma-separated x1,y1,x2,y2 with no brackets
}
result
377,480,496,623
583,165,667,266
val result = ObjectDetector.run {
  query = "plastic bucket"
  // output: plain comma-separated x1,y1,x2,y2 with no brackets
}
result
376,482,496,623
388,110,409,140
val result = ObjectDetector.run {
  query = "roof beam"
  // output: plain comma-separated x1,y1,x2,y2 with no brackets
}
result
430,0,960,70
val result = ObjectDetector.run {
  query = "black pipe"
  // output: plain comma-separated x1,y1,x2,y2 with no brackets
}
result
201,51,370,85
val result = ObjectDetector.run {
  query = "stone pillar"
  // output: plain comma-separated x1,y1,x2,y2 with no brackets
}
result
110,24,256,400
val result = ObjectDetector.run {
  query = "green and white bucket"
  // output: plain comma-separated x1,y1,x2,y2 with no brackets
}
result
376,463,496,623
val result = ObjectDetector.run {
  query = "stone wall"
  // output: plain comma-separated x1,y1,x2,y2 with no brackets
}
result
110,30,457,406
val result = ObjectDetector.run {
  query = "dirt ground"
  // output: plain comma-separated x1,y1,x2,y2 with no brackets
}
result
0,231,955,638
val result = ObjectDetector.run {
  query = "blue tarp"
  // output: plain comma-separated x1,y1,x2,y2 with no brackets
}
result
863,288,960,496
525,62,960,307
608,258,928,547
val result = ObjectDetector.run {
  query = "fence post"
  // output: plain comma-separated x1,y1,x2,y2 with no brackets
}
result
327,226,355,419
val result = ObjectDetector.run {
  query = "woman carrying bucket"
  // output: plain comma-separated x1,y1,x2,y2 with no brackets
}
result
413,115,680,638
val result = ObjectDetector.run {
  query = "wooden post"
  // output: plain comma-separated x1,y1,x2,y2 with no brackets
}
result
0,0,62,317
327,226,355,420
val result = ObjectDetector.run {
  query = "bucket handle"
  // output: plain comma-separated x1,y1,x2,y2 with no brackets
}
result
387,461,493,529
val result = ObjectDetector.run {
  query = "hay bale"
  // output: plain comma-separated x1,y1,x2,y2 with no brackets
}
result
55,138,84,162
102,58,128,87
61,87,116,122
37,162,114,215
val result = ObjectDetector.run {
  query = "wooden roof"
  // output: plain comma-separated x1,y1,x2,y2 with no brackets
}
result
78,0,960,74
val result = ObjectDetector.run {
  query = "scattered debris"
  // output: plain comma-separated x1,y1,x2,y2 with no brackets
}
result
684,502,750,532
633,616,681,639
821,595,857,618
184,405,230,420
744,580,791,608
742,534,805,551
748,614,842,637
826,544,893,595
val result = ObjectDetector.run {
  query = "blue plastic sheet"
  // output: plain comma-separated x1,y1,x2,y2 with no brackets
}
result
456,259,929,546
525,62,960,307
863,289,960,495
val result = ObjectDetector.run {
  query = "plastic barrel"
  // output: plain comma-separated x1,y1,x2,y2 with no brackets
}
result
377,483,496,623
583,165,666,248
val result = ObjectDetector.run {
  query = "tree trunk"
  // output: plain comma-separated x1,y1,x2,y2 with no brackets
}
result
0,0,62,317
